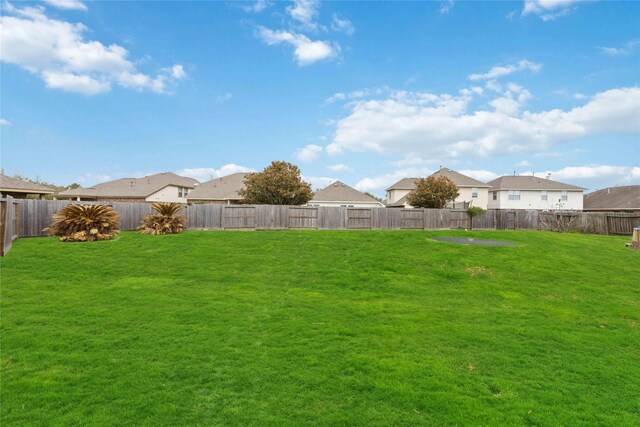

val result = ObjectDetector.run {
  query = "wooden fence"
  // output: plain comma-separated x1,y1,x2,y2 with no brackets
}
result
0,196,19,256
2,199,638,256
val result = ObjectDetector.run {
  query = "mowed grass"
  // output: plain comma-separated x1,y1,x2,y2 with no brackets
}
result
1,230,639,426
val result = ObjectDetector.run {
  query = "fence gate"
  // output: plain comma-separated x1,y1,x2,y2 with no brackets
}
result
347,208,372,229
1,196,19,256
223,206,256,230
606,214,640,235
289,207,318,229
505,210,516,230
449,210,471,229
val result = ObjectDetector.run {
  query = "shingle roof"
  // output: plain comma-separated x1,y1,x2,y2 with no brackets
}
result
386,167,490,191
386,194,409,207
583,185,640,210
310,181,383,204
431,168,491,187
487,176,586,191
386,178,419,191
186,173,248,201
57,172,198,198
0,174,56,194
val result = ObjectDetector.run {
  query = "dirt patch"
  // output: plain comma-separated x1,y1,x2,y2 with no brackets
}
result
465,266,493,277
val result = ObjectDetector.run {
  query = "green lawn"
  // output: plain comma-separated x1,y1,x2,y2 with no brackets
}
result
1,230,639,426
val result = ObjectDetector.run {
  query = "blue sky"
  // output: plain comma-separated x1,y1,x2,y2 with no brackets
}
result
1,0,639,195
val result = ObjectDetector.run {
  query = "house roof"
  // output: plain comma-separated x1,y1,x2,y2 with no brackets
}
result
386,167,490,191
310,181,384,205
57,172,198,199
583,185,640,210
0,174,56,194
186,173,248,201
431,168,491,187
487,176,586,191
386,194,409,207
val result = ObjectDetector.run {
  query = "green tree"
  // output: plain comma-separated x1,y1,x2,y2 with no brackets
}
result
406,176,459,208
239,161,313,205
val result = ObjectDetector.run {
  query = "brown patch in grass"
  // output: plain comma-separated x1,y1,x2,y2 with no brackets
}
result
465,266,493,277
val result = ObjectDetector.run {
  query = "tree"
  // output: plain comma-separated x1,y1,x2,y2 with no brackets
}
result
239,161,313,205
406,176,459,208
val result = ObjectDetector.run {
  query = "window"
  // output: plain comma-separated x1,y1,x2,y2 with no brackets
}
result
178,188,183,198
492,191,497,201
471,187,478,198
561,191,568,201
541,191,548,201
508,190,521,201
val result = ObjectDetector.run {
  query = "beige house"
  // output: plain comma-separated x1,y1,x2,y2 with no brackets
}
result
386,167,490,209
487,176,585,210
56,172,199,203
186,173,248,204
0,174,56,199
307,181,384,208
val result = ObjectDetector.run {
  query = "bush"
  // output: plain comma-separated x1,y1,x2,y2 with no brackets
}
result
406,176,459,208
45,204,120,242
138,202,186,235
467,207,486,217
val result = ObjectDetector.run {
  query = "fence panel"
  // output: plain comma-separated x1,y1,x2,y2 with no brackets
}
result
186,203,223,229
449,210,471,229
401,209,423,229
422,209,450,229
1,197,18,256
606,214,640,235
472,210,495,230
289,207,318,229
223,206,256,230
112,202,154,231
347,208,372,229
255,205,289,229
318,206,347,229
371,208,402,229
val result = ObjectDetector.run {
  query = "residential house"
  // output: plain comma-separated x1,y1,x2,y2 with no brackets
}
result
307,181,385,208
487,176,585,210
186,173,248,204
385,167,490,209
56,172,199,203
583,185,640,212
0,174,56,199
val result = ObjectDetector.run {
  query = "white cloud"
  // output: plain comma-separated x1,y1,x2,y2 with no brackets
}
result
598,40,640,56
176,164,255,182
0,118,11,126
42,0,87,11
331,13,354,35
325,86,390,103
256,27,338,65
326,163,353,173
296,144,323,162
216,92,233,103
515,160,532,168
286,0,320,31
458,169,499,182
355,167,435,193
468,59,542,81
242,0,272,13
0,3,186,95
439,0,455,14
522,0,587,21
520,165,640,187
326,85,640,160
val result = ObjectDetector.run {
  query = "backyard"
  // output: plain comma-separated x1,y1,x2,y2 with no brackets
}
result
1,230,638,425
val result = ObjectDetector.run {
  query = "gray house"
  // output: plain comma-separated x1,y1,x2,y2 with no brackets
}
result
186,173,249,204
307,181,384,208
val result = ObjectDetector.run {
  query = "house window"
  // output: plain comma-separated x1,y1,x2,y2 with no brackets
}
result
471,187,478,198
541,191,548,201
178,188,183,198
492,191,497,201
508,190,520,201
561,191,568,201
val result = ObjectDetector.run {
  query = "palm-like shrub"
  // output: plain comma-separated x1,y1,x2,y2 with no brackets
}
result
46,204,120,242
138,202,186,235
